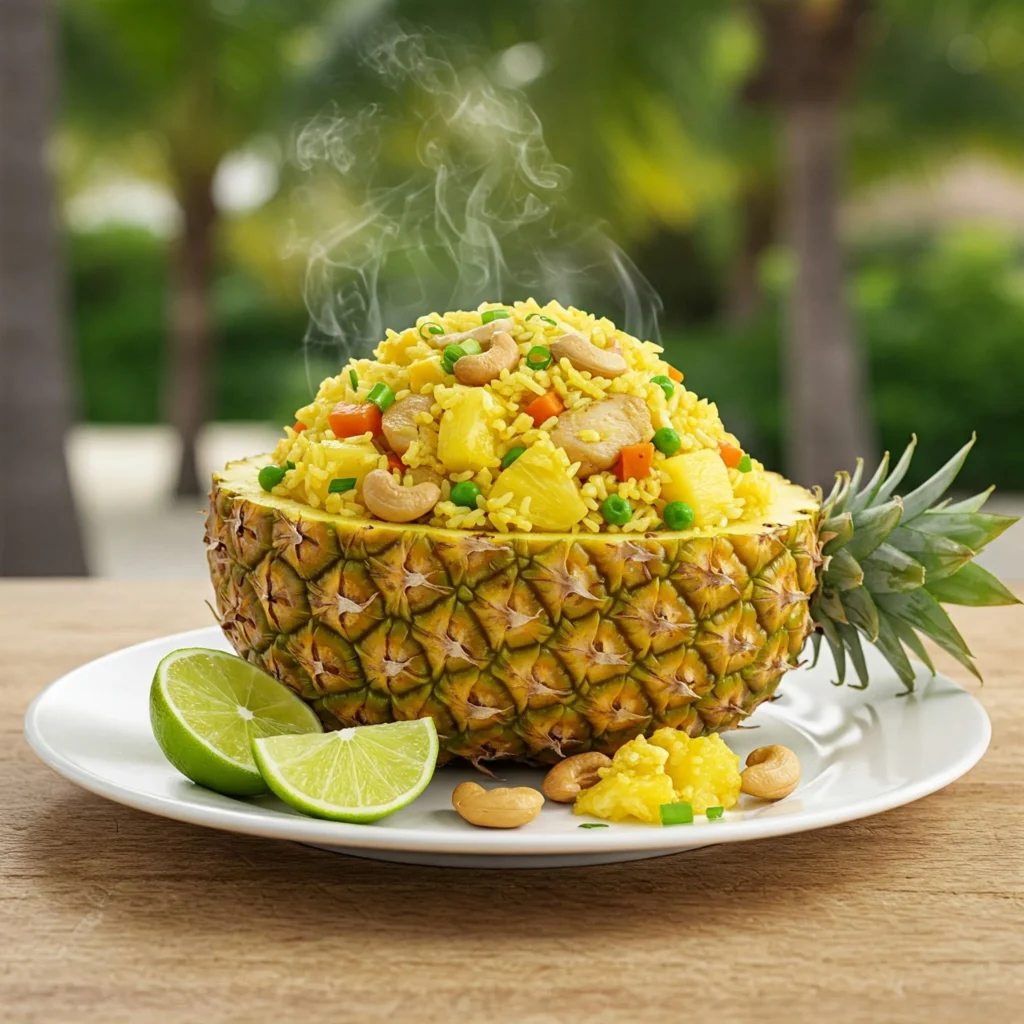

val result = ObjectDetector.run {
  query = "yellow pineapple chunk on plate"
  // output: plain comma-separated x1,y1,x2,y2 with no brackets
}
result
662,449,734,527
437,389,499,473
491,446,587,532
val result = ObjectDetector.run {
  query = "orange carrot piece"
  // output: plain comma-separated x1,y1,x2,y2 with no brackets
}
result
719,442,743,469
386,451,405,474
523,391,565,427
328,401,382,439
618,442,655,481
666,365,683,383
293,421,307,433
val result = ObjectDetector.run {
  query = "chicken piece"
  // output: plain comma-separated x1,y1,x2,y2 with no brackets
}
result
550,395,653,478
381,394,434,457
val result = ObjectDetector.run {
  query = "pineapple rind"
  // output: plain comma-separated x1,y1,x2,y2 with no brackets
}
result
207,457,820,764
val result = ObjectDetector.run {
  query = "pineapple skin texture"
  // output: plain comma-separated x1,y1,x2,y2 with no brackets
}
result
206,463,819,764
574,730,741,822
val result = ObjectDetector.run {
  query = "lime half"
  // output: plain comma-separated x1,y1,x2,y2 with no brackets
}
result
150,648,322,796
252,719,439,822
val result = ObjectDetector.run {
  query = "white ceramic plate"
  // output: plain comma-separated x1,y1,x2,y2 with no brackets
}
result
25,626,989,868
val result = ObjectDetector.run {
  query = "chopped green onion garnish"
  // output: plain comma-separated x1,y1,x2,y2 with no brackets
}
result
578,822,609,829
286,461,296,470
460,339,483,356
652,427,681,456
442,343,466,374
349,369,359,391
651,375,674,401
480,309,509,324
419,321,444,338
526,313,558,326
601,494,632,526
706,806,725,820
659,802,694,826
258,465,287,492
502,446,526,469
449,480,482,508
366,382,395,412
663,501,695,531
525,345,552,370
328,477,357,494
738,454,752,473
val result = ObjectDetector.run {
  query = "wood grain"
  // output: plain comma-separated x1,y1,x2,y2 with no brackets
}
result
2,581,1022,1024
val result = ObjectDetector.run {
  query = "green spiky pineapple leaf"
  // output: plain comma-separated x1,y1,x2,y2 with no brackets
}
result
811,437,1018,691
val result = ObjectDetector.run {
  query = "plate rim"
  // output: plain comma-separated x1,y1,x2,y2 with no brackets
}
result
24,625,992,857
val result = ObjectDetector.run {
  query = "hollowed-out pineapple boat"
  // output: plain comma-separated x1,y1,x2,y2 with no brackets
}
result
205,301,1017,764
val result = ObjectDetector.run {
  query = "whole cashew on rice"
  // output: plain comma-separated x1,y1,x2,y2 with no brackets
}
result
453,330,520,386
550,332,628,379
740,745,801,801
361,469,440,524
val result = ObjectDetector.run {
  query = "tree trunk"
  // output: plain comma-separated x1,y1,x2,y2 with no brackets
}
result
726,185,775,329
780,100,871,487
0,0,87,576
168,172,217,498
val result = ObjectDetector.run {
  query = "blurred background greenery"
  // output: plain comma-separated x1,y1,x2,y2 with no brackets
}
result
4,0,1024,574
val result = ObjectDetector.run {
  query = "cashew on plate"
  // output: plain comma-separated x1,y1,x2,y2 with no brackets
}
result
361,468,440,523
740,745,801,801
542,752,612,803
451,782,545,828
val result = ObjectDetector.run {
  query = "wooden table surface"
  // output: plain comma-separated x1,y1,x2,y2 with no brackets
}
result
2,580,1023,1024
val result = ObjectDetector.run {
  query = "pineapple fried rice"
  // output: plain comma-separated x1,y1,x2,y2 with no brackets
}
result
269,299,775,535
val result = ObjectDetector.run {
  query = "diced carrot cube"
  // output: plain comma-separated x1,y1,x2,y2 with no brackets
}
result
718,442,743,469
666,365,683,383
523,391,565,427
328,402,382,439
618,442,655,481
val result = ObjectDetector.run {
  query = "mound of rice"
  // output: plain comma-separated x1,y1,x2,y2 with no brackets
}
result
270,299,775,534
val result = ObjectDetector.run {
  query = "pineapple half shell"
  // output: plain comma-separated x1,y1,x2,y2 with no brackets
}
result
207,457,821,763
206,439,1018,764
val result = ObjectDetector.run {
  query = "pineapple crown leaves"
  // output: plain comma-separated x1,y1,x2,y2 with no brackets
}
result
810,434,1020,693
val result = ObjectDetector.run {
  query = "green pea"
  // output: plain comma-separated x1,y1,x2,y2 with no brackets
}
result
738,454,752,473
663,501,695,531
601,494,632,526
651,375,674,401
652,427,681,456
366,382,395,412
501,446,526,469
258,465,287,492
450,481,482,508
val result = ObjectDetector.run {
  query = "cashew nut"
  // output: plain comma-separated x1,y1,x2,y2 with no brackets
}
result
453,330,520,386
550,332,628,378
451,781,544,828
550,394,653,478
361,468,440,523
430,318,513,350
542,752,611,803
381,394,433,456
740,745,801,801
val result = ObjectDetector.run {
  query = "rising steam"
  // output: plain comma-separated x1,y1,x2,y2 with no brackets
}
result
289,26,661,371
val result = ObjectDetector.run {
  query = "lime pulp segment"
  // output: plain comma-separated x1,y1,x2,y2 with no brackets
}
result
252,718,439,823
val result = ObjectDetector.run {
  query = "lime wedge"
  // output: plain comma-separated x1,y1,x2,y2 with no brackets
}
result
252,719,439,822
150,647,322,797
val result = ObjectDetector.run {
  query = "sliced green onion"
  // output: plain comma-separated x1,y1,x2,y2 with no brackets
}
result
706,806,725,820
525,345,552,370
460,338,483,356
442,343,466,374
578,823,609,829
480,309,509,324
652,427,681,456
450,481,482,508
501,446,526,469
258,465,287,492
328,477,357,494
738,454,752,473
651,374,674,401
526,313,558,326
659,802,694,826
663,501,695,531
349,369,359,391
419,321,444,339
366,382,395,412
601,494,632,526
286,461,296,470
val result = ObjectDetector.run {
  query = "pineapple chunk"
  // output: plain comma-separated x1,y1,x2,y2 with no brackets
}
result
490,445,587,532
408,355,446,392
437,389,499,473
320,438,381,484
662,449,734,527
574,730,741,823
